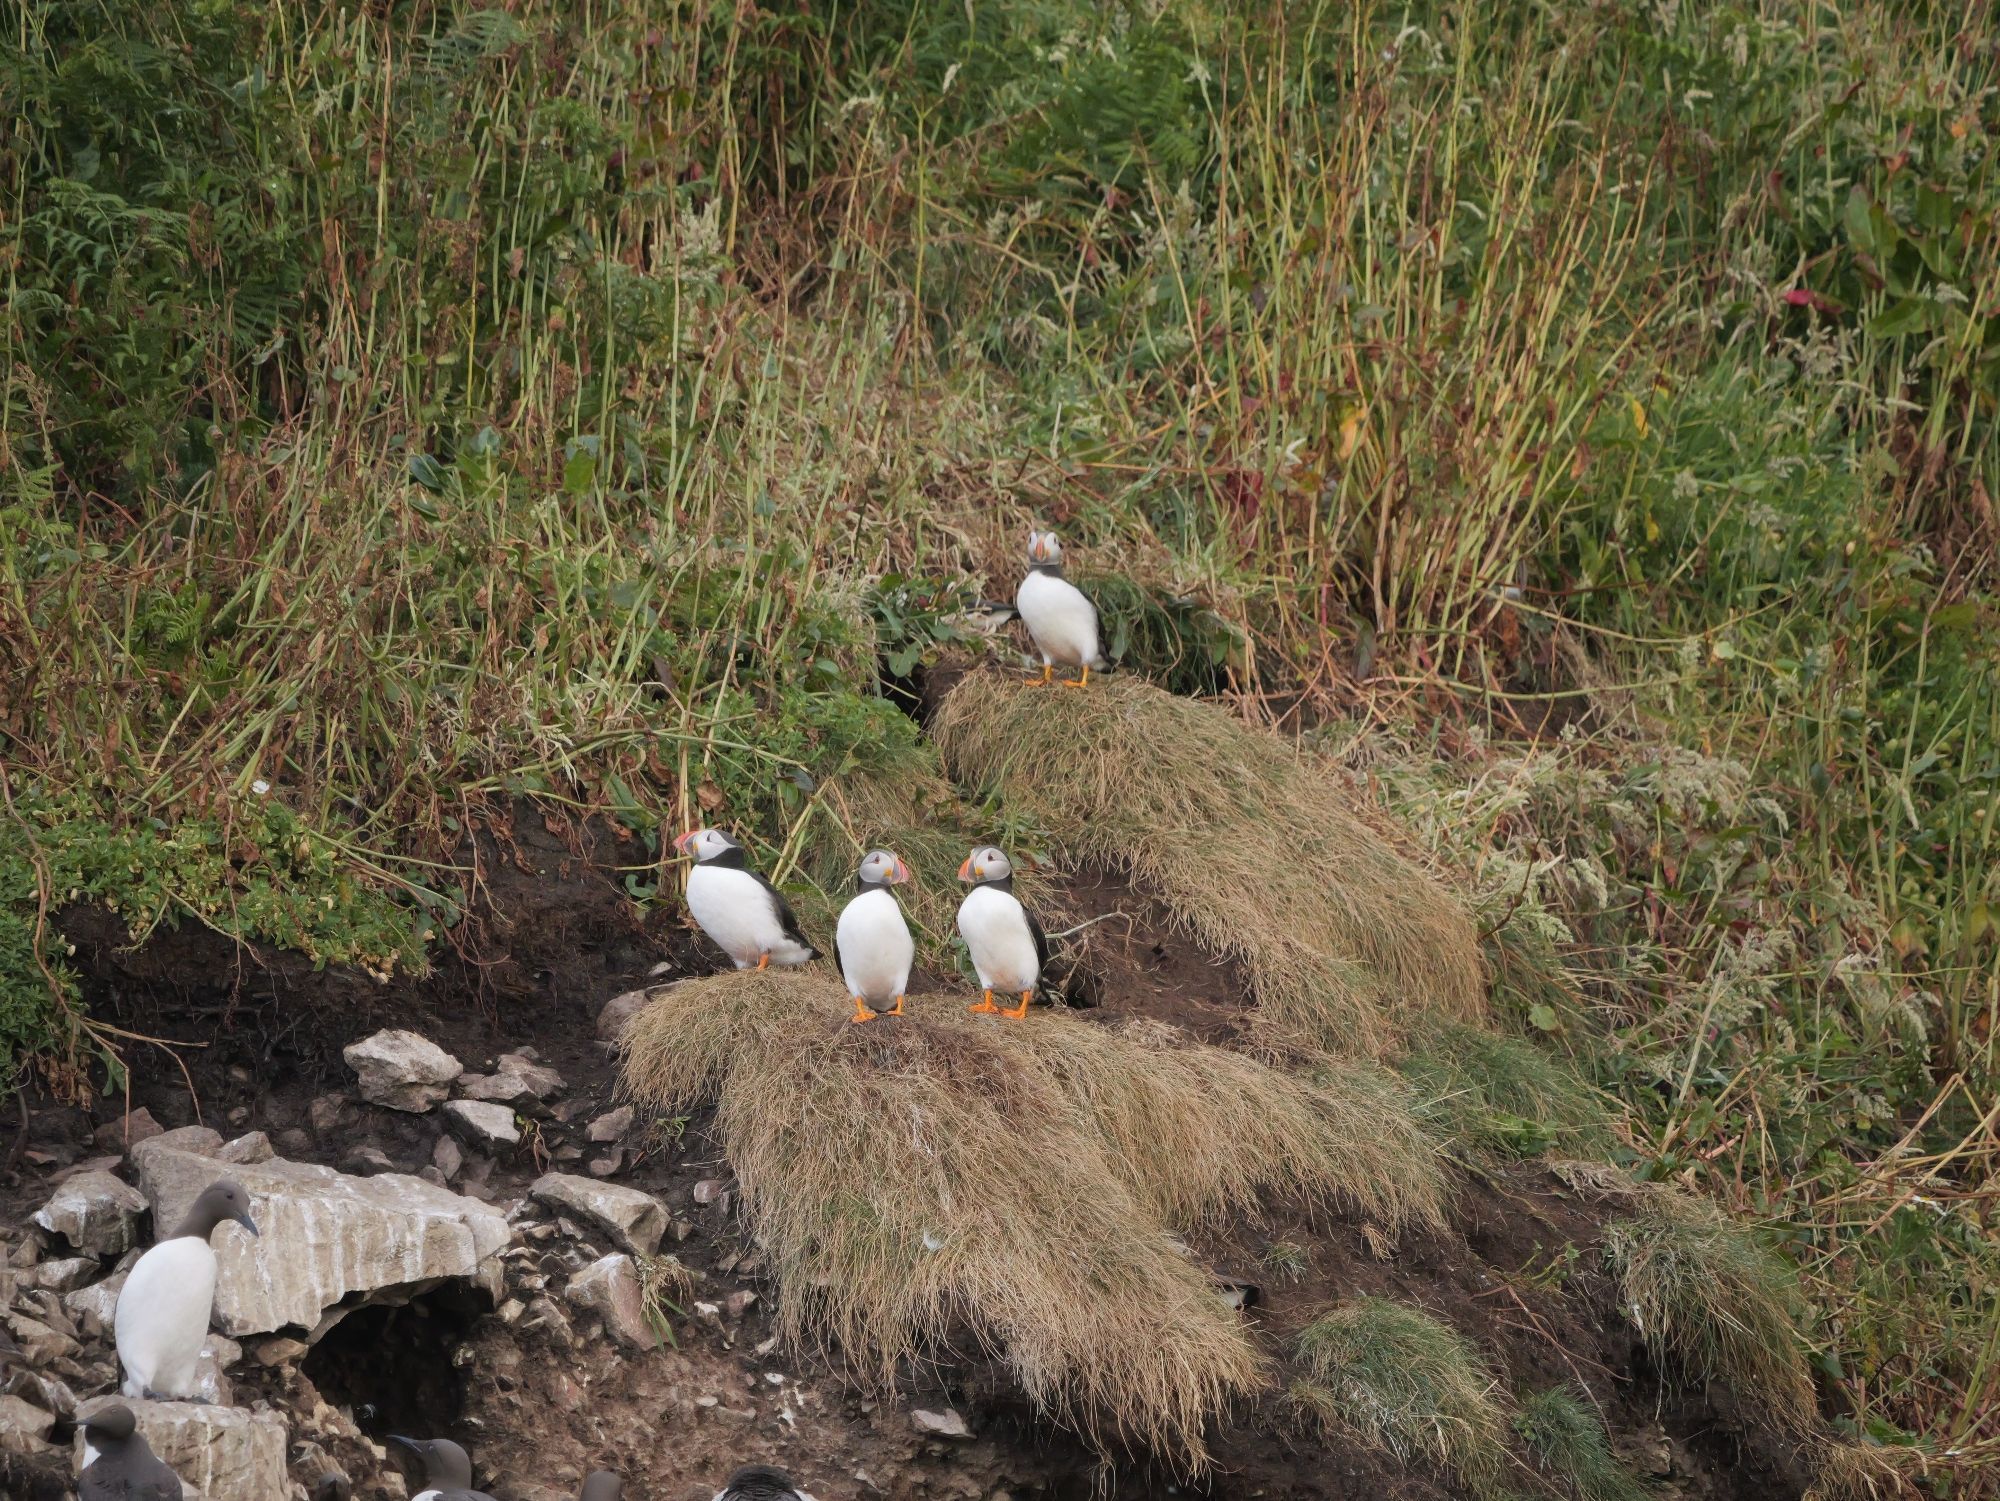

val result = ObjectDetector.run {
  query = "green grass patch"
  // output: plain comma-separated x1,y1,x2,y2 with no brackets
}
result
1514,1386,1649,1501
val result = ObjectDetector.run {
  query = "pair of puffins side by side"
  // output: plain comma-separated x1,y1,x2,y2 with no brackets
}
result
675,833,1049,1024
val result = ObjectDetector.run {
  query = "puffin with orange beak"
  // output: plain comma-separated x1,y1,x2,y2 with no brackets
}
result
834,849,915,1023
1016,529,1101,687
674,828,819,971
956,846,1048,1018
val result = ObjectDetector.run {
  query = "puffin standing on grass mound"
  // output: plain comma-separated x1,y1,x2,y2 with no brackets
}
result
114,1178,258,1400
957,845,1048,1019
1016,529,1102,687
80,1405,182,1501
675,828,819,971
834,849,915,1024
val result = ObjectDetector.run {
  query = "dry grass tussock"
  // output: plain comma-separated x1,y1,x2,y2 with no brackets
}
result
1293,1297,1513,1499
933,671,1484,1058
620,971,1445,1467
1555,1161,1816,1430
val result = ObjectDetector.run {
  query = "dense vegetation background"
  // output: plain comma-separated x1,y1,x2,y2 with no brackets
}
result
3,0,1996,1488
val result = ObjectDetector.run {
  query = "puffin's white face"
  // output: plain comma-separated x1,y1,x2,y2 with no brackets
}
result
1026,530,1064,565
858,849,912,885
674,828,737,862
958,846,1014,882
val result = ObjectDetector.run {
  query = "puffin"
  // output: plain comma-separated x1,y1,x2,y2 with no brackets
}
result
79,1404,182,1501
956,846,1048,1019
114,1178,258,1400
833,849,915,1024
674,828,819,971
387,1436,494,1501
1016,530,1101,687
714,1465,819,1501
578,1475,622,1501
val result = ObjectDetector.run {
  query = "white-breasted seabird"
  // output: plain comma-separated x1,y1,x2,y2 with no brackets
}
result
714,1464,819,1501
387,1435,495,1501
114,1178,258,1400
1016,530,1101,688
79,1403,183,1501
675,828,819,971
956,846,1048,1019
833,849,915,1024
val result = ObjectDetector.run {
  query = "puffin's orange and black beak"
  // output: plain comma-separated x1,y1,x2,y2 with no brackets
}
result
893,857,914,885
958,855,978,882
673,830,701,856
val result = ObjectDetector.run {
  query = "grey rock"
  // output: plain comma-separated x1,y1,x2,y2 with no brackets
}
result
595,989,651,1042
74,1395,287,1501
0,1392,54,1452
63,1269,127,1337
307,1095,349,1135
217,1132,274,1165
33,1257,99,1294
458,1053,564,1109
565,1254,654,1349
529,1174,666,1258
93,1108,165,1154
30,1172,146,1257
192,1335,239,1405
723,1289,758,1319
586,1154,623,1178
342,1030,461,1113
1,1315,76,1367
131,1143,510,1337
251,1337,307,1367
338,1146,396,1177
911,1407,973,1439
275,1129,314,1159
432,1136,463,1181
586,1107,634,1144
442,1100,520,1150
146,1126,225,1158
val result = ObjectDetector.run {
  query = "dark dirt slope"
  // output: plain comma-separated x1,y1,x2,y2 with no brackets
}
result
2,808,1808,1500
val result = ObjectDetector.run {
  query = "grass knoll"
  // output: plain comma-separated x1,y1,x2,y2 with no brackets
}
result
620,969,1443,1467
933,671,1484,1059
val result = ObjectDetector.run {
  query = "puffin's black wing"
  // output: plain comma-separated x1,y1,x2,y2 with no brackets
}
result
1025,902,1049,981
750,870,820,960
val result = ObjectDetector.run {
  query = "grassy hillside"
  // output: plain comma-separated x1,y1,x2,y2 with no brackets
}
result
4,0,1998,1485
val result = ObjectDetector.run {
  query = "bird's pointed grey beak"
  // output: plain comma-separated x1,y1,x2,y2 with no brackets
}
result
387,1436,421,1456
234,1209,259,1237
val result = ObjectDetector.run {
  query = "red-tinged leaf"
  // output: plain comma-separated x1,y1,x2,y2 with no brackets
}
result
1783,287,1844,316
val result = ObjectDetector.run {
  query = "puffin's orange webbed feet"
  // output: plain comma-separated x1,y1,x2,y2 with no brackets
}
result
1059,666,1091,688
969,989,1001,1014
1024,664,1054,686
850,997,878,1024
885,995,905,1017
1002,991,1033,1019
756,952,771,972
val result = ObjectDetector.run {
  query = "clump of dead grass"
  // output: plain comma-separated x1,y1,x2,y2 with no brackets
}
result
1556,1161,1817,1429
1293,1297,1514,1498
620,971,1445,1467
932,671,1484,1059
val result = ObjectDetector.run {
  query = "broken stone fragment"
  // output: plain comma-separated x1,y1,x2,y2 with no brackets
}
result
529,1174,667,1258
132,1142,510,1337
92,1108,164,1154
432,1136,463,1181
723,1289,758,1320
457,1052,564,1109
910,1406,973,1439
595,989,651,1042
342,1029,461,1113
0,1392,54,1453
216,1132,274,1165
32,1258,98,1295
692,1178,731,1207
62,1268,128,1338
586,1107,634,1144
147,1126,225,1158
30,1172,146,1258
442,1100,521,1151
73,1395,287,1501
565,1255,654,1350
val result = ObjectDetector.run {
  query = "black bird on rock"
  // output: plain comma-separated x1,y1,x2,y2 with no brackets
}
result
79,1405,183,1501
714,1464,819,1501
388,1435,496,1501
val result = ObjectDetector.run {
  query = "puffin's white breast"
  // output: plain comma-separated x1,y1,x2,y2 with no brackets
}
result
1016,570,1100,668
686,864,812,968
836,888,915,1003
957,885,1041,993
115,1234,218,1399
